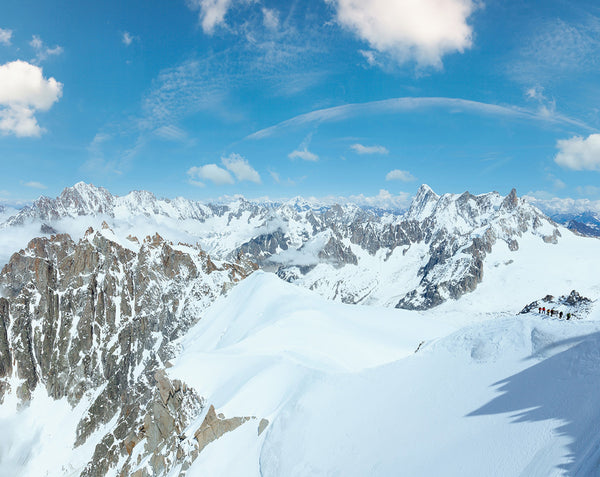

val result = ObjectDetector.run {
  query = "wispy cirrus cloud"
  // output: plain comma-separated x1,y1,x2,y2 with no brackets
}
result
508,17,600,86
289,149,318,161
288,134,319,161
262,7,280,31
88,3,336,175
351,143,388,155
140,57,230,131
82,133,142,176
0,28,12,46
269,170,299,186
153,125,188,142
30,35,63,63
23,181,47,189
247,96,594,140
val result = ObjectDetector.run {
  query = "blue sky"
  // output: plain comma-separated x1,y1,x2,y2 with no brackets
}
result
1,0,600,208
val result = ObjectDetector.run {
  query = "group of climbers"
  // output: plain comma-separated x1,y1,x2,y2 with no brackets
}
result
538,306,572,320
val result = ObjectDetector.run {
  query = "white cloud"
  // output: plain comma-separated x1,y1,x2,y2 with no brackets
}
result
122,32,135,46
350,143,388,155
385,169,415,182
24,181,46,189
0,60,63,137
0,28,12,46
327,0,476,68
30,35,63,63
222,153,261,183
289,149,319,161
289,133,319,161
187,164,234,186
186,0,234,34
555,134,600,171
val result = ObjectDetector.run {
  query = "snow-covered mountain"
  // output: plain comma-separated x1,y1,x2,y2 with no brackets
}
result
1,182,600,476
551,211,600,237
0,182,568,310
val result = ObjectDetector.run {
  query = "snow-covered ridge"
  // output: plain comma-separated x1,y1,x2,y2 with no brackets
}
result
0,182,578,310
5,182,382,226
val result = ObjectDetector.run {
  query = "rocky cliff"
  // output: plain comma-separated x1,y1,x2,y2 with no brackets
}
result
0,225,256,476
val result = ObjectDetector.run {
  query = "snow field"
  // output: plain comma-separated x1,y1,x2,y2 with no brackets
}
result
170,272,600,476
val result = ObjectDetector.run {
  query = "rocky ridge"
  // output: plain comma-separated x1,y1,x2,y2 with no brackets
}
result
520,290,594,318
0,226,257,476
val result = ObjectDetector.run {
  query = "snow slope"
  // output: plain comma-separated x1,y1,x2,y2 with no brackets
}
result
167,272,600,477
261,315,600,477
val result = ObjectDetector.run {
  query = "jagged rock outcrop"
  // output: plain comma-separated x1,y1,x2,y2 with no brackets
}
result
237,229,289,266
520,290,593,318
194,405,252,454
115,370,204,477
0,227,256,475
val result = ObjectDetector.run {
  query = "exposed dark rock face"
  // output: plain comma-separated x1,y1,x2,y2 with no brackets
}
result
566,220,600,237
0,228,256,475
40,223,58,234
520,290,593,318
237,229,289,266
318,236,358,266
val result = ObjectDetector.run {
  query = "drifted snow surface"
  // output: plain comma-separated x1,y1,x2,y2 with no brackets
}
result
167,272,600,477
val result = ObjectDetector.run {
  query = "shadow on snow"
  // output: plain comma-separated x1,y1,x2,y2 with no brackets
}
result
468,331,600,476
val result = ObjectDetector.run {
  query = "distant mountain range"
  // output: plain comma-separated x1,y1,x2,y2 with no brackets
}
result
549,211,600,237
0,182,575,310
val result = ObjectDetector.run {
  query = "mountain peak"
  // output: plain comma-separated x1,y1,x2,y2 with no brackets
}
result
500,188,518,211
405,184,440,220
